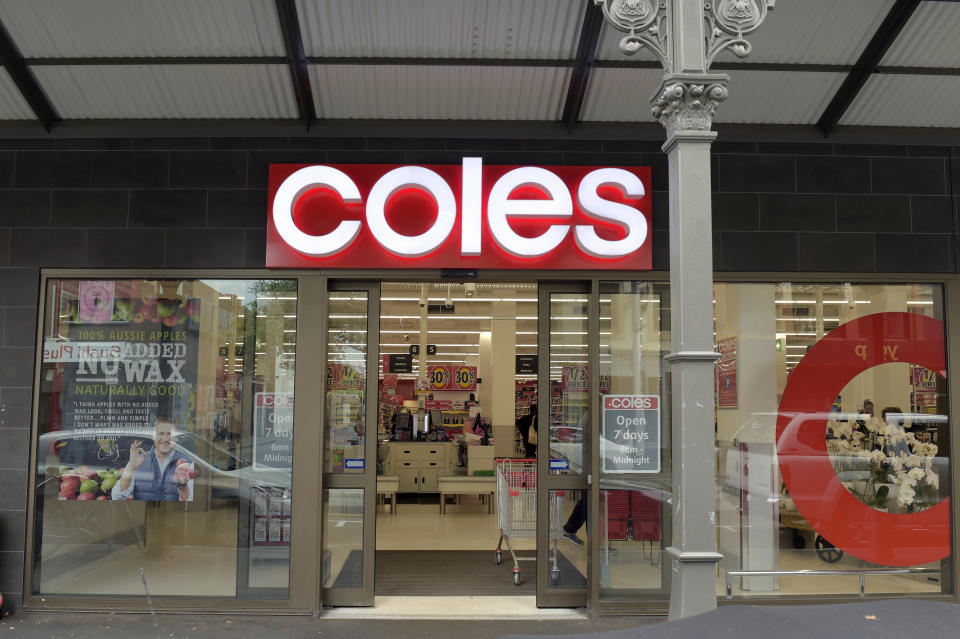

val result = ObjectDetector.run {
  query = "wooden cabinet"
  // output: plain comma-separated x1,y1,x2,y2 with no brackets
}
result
398,464,420,492
384,442,454,493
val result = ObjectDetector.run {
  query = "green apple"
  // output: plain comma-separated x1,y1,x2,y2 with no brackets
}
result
79,479,99,494
156,298,181,319
100,476,117,493
116,299,136,315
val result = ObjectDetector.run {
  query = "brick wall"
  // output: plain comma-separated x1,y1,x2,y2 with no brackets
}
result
0,136,956,609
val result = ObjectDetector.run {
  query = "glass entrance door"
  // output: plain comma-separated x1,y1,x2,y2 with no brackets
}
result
537,282,593,607
321,282,380,606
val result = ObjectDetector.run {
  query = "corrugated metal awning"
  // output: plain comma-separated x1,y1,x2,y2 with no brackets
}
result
0,0,952,135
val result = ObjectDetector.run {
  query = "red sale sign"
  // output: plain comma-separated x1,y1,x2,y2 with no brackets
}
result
267,161,652,270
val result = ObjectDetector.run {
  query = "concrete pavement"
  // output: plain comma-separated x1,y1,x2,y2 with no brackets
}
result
0,611,658,639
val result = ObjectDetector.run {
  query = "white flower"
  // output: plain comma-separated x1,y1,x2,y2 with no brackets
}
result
908,467,925,482
864,417,883,434
916,442,938,457
926,470,940,489
897,485,916,507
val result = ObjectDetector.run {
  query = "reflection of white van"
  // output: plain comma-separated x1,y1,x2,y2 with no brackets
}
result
719,411,877,493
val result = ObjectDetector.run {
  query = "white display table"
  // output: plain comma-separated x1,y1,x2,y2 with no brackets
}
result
438,476,496,514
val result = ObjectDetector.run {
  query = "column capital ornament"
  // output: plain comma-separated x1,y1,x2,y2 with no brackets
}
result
652,74,729,137
595,0,774,133
704,0,777,66
594,0,775,71
593,0,670,68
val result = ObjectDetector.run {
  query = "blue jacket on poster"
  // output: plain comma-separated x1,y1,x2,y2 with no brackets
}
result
130,451,192,501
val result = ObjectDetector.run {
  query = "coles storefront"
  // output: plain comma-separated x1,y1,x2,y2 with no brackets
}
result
26,158,954,614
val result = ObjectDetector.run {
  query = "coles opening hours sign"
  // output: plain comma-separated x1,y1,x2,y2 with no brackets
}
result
601,395,660,474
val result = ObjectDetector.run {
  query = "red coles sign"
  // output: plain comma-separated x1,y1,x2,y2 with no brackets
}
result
267,160,652,270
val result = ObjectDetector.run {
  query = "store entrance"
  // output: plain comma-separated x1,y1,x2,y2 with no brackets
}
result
320,280,593,608
375,282,540,597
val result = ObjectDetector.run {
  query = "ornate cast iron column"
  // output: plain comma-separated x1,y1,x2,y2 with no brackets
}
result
594,0,775,619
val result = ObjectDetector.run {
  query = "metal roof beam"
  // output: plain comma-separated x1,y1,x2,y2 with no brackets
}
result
26,56,288,66
0,18,58,131
275,0,315,129
561,1,605,133
816,0,921,136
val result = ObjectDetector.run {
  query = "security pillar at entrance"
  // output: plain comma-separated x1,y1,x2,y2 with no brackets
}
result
595,0,776,619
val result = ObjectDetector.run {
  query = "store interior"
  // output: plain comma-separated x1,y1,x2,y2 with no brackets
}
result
372,282,587,594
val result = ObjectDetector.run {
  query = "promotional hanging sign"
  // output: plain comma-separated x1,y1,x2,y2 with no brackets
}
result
561,365,612,392
716,336,738,408
267,160,652,270
327,363,365,390
425,365,477,391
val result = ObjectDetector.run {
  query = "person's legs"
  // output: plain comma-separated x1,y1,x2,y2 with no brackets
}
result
562,492,587,544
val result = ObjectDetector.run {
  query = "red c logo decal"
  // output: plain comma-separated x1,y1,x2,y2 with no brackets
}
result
777,312,950,566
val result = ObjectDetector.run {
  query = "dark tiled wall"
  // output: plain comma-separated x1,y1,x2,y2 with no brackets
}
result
0,137,956,610
712,143,956,272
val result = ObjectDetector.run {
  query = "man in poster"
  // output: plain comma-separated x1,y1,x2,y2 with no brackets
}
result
112,417,195,502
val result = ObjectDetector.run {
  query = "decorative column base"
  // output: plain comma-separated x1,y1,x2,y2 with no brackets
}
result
664,547,725,620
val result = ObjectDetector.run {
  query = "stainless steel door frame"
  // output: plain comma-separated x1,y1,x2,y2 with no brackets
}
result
321,281,380,606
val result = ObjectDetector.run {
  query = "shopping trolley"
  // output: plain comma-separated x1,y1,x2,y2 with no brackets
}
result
494,458,563,585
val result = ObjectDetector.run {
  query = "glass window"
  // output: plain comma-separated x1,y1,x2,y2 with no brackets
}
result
714,282,951,598
548,294,589,475
325,292,368,474
322,489,364,589
33,278,297,598
598,281,671,597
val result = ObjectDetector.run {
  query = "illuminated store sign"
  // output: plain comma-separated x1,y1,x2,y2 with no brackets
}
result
267,159,652,270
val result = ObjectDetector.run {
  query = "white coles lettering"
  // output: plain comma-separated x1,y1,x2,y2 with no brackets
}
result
487,167,572,258
574,168,647,258
366,166,457,257
272,165,362,256
460,157,483,255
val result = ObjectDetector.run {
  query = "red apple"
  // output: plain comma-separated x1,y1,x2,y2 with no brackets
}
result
96,495,108,501
77,492,96,501
140,305,157,322
74,466,100,481
131,312,145,324
58,490,78,500
60,475,81,494
161,315,179,327
176,459,195,480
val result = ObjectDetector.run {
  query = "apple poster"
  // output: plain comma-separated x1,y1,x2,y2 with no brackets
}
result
45,280,201,502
